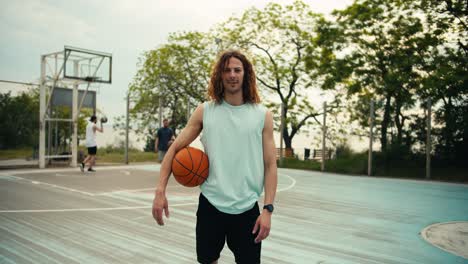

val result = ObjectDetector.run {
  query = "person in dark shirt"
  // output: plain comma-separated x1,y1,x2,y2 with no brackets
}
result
155,118,175,162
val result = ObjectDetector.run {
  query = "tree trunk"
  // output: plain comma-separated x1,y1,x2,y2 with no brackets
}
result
443,96,455,158
283,129,292,149
394,98,403,145
381,95,392,152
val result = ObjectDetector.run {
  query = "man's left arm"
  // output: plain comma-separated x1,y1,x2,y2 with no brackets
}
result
168,129,175,146
253,110,278,243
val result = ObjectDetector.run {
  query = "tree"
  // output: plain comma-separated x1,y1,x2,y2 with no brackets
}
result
123,31,215,145
215,1,335,149
313,0,437,153
405,0,468,163
0,91,39,149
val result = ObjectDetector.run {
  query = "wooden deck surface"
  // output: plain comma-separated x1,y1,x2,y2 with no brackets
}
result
1,164,467,263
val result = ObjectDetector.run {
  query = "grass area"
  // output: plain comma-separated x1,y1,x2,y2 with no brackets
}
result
0,148,34,160
96,150,157,163
278,154,468,183
278,153,368,175
80,146,158,163
0,147,158,163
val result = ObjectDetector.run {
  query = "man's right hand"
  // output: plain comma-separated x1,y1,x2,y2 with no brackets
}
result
152,191,170,225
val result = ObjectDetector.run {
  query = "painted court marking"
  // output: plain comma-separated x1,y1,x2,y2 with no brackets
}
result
1,174,95,196
421,221,468,259
0,170,296,214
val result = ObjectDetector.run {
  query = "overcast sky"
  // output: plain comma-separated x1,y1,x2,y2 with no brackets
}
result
0,0,355,150
1,0,352,115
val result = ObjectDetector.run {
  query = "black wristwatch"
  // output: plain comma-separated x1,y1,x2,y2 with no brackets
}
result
263,204,274,213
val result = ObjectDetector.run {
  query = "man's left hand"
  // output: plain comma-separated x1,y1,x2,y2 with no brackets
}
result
252,211,271,243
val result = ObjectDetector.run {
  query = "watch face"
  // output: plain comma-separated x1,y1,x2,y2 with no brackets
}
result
264,204,274,213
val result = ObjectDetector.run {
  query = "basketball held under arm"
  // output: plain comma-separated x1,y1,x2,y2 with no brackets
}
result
153,104,204,226
155,104,204,192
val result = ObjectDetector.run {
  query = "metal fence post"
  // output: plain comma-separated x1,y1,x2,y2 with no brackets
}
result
125,92,130,164
426,98,431,179
368,100,374,176
279,103,284,166
321,102,327,172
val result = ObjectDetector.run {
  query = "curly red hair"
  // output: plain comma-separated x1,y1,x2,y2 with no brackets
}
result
207,50,260,104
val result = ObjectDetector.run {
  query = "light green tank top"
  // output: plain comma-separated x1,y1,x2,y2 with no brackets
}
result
200,100,267,214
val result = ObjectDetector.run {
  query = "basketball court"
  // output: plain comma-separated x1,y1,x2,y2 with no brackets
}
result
1,165,467,263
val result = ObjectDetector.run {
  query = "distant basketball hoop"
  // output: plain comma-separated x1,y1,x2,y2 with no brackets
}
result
39,46,112,169
63,46,112,84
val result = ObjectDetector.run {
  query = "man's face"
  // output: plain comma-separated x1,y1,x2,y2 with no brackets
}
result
163,120,169,127
222,57,244,95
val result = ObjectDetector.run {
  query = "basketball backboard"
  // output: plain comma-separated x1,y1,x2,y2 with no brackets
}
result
63,46,112,84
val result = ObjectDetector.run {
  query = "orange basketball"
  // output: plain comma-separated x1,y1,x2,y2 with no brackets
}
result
171,147,209,187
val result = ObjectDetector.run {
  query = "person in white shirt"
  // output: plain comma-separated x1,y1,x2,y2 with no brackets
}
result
81,115,103,172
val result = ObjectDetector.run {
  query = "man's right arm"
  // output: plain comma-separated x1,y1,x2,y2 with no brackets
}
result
152,104,204,225
93,123,104,133
154,136,159,152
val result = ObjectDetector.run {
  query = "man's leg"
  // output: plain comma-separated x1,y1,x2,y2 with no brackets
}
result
82,149,93,172
81,156,89,172
87,147,97,172
158,150,166,163
226,203,261,264
88,155,96,171
196,194,226,264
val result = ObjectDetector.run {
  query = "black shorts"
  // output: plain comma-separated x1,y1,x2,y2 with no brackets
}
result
87,146,97,155
196,193,261,264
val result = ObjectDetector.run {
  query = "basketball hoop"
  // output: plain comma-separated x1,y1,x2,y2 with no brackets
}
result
84,76,101,82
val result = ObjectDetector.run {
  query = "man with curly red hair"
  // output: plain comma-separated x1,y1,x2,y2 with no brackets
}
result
152,49,278,264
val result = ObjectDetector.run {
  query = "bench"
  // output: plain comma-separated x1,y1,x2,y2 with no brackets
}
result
304,148,333,161
311,149,333,161
276,148,294,160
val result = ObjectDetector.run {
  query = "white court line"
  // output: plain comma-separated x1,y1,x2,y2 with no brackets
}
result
277,173,296,192
0,173,296,213
129,176,295,221
0,164,161,176
0,202,198,213
94,182,213,196
96,188,156,196
1,174,95,196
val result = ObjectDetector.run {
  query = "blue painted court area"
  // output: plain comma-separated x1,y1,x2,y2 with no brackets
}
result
0,165,467,263
274,169,468,264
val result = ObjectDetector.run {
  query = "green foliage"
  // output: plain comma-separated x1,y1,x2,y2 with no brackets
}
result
121,31,216,141
143,130,156,152
83,146,157,163
0,91,39,149
308,0,467,165
0,148,33,159
278,158,321,171
124,0,466,165
329,0,433,151
335,143,354,159
279,153,368,175
215,1,335,148
324,153,368,175
0,87,93,152
279,152,467,182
